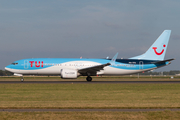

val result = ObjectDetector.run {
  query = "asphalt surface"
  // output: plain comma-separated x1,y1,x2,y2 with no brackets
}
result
0,109,180,112
0,81,180,84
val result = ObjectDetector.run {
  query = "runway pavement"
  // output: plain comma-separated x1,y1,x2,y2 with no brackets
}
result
1,109,180,112
0,81,180,84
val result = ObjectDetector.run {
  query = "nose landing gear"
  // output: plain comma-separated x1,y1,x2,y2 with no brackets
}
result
20,77,24,82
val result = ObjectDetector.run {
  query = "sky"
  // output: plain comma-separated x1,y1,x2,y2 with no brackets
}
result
0,0,180,71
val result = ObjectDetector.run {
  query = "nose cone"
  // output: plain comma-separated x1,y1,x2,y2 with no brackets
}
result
5,66,11,71
5,63,19,74
5,64,14,72
5,61,20,73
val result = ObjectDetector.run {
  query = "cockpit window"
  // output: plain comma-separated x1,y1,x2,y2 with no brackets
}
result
12,63,18,65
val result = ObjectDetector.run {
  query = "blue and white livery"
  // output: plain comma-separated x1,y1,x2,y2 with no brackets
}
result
5,30,174,82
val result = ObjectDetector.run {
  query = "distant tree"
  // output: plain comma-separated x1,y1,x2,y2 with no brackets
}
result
0,70,13,76
0,70,3,76
140,70,180,76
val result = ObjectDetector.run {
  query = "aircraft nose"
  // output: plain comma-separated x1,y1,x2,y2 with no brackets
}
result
5,67,10,71
5,67,7,70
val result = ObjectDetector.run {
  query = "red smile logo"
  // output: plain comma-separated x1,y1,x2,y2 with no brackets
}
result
152,44,166,55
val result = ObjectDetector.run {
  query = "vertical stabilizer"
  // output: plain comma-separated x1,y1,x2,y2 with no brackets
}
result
130,30,171,60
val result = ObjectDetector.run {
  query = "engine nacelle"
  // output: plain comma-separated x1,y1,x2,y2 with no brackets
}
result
61,69,78,79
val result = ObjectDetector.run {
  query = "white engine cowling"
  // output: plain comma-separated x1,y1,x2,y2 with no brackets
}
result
61,69,78,79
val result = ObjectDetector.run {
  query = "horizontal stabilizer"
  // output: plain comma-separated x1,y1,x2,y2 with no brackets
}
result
151,58,175,64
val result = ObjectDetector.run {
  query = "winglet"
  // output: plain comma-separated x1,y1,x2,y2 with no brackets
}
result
110,53,118,65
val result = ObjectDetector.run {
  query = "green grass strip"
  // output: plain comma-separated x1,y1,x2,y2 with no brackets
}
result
0,84,180,109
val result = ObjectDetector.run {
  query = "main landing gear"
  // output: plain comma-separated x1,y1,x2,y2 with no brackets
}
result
86,76,92,82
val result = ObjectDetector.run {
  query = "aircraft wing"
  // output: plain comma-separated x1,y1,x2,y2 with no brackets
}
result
78,53,118,75
78,63,110,74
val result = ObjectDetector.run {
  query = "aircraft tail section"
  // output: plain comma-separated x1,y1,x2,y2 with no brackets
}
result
130,30,171,60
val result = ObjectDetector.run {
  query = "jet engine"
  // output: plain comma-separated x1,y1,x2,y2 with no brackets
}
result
61,69,78,79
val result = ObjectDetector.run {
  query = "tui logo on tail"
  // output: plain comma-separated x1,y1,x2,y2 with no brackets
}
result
152,44,166,55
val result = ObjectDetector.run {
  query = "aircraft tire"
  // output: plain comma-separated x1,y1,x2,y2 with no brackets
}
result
20,78,24,82
86,76,92,82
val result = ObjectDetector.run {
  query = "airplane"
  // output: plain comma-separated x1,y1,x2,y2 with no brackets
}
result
5,30,174,82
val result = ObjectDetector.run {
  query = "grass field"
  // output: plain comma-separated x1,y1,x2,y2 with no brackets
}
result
0,83,180,109
1,111,180,120
0,77,180,119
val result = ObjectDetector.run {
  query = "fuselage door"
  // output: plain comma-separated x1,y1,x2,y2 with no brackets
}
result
24,60,29,69
139,61,143,70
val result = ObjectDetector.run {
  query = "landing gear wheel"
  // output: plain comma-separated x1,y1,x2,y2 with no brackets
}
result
86,76,92,82
20,78,24,82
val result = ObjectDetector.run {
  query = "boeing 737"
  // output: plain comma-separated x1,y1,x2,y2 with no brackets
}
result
5,30,174,82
